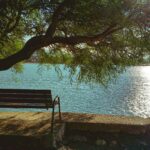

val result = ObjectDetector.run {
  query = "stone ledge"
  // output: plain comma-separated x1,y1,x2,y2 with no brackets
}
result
63,112,150,135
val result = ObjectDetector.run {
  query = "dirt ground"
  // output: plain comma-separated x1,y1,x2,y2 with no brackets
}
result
0,112,150,150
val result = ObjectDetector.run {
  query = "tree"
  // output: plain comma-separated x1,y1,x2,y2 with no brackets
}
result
0,0,149,83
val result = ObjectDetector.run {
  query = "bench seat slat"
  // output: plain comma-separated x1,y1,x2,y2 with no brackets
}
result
0,89,51,94
0,94,51,99
0,97,51,103
0,94,52,100
0,104,52,109
0,102,53,107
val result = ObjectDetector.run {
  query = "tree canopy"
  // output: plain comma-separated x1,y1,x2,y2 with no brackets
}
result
0,0,150,84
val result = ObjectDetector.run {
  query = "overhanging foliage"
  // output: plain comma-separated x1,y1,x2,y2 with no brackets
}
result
0,0,149,84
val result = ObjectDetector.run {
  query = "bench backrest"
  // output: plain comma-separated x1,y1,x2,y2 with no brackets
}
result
0,89,53,109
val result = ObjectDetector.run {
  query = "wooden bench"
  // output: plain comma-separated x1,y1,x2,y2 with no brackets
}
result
0,89,61,133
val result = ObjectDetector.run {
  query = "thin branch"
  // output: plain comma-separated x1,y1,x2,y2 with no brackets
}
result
52,25,122,45
46,0,74,37
3,10,21,36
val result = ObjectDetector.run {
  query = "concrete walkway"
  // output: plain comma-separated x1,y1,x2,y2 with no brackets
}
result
0,112,150,135
0,112,150,149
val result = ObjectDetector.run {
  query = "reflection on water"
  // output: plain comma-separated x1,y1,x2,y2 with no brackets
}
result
0,64,150,118
125,66,150,118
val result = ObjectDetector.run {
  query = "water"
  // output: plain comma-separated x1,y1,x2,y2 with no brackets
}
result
0,64,150,118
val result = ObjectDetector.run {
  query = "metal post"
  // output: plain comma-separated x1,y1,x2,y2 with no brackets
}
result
51,104,55,134
58,97,62,121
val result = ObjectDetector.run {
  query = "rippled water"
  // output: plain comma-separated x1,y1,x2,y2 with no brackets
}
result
0,64,150,118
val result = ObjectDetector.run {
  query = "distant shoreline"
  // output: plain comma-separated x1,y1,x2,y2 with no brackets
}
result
25,62,150,66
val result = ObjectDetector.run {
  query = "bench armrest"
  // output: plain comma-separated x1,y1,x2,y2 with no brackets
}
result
53,95,60,105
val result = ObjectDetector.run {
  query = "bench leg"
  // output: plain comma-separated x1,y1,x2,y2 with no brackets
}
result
58,97,62,121
51,105,55,134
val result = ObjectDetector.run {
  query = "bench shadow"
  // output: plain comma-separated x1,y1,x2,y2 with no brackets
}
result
0,112,52,136
0,112,96,136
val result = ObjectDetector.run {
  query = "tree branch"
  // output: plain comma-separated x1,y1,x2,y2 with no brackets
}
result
0,35,51,70
0,24,122,71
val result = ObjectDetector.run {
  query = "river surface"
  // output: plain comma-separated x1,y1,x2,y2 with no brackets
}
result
0,64,150,118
